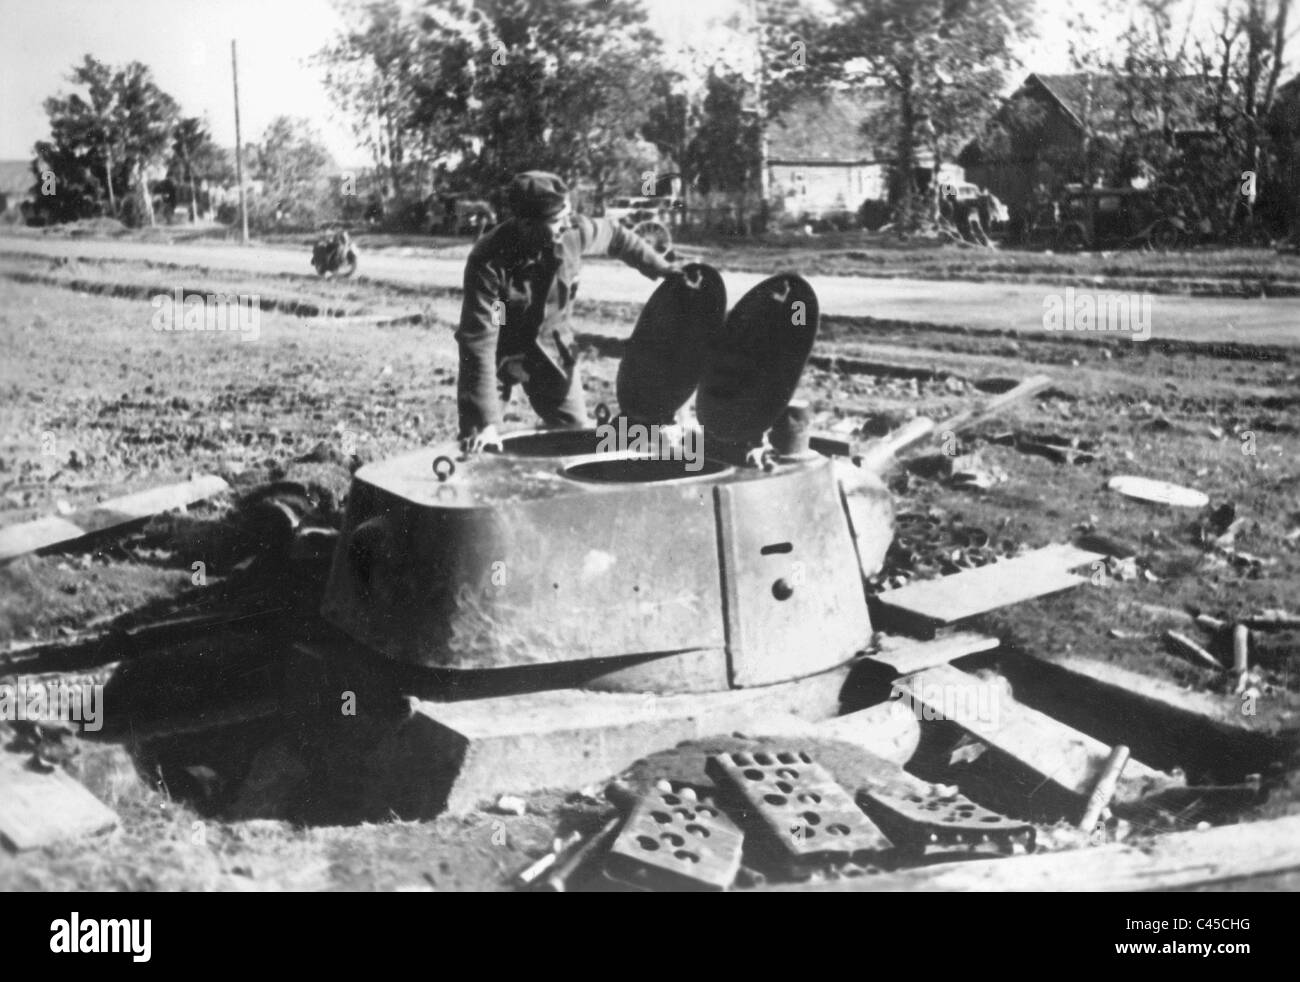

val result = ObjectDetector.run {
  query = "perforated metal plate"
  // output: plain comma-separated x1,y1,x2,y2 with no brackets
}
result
858,785,1036,856
706,750,890,874
604,786,744,891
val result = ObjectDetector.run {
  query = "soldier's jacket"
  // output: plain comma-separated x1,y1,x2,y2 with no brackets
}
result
456,215,673,435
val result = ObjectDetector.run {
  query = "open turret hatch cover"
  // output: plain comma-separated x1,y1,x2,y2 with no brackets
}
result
615,263,726,423
697,273,819,446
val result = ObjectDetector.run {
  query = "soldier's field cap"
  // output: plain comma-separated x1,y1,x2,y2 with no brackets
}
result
507,171,570,219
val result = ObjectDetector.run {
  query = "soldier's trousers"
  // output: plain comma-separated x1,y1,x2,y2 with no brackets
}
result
498,356,589,429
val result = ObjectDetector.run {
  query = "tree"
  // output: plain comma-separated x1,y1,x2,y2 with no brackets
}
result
34,56,178,227
706,0,827,231
35,56,122,221
170,117,229,221
686,69,762,231
641,70,699,219
453,0,666,199
116,62,178,226
1268,75,1300,238
247,116,335,229
317,0,471,205
630,0,826,233
26,143,106,225
318,0,669,215
813,0,1034,233
1194,0,1294,234
1057,0,1294,237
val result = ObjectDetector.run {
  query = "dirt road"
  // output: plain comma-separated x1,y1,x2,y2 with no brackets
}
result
3,233,1297,347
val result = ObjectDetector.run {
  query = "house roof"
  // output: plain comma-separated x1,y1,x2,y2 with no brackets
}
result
768,90,890,164
1026,73,1205,131
0,160,34,197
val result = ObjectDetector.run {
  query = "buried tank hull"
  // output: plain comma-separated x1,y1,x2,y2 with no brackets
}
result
320,428,894,692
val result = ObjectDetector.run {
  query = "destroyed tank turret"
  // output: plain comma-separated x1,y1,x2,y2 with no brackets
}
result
319,267,894,695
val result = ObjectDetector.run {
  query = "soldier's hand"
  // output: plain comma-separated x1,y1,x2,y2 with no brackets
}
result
460,425,503,455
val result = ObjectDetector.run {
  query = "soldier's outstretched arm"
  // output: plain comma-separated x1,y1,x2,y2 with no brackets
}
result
575,216,678,279
455,257,503,439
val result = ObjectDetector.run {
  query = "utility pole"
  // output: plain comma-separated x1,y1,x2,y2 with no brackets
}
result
231,39,249,244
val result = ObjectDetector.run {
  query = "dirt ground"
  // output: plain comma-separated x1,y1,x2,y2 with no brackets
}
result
1,239,1298,890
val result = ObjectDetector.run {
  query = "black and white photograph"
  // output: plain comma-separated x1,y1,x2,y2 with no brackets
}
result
0,0,1297,916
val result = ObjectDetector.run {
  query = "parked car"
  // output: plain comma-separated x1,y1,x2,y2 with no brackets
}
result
602,195,679,254
1049,186,1187,252
603,195,677,225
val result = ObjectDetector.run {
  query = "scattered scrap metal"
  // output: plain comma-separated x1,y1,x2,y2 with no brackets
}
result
516,750,1037,892
3,257,1297,892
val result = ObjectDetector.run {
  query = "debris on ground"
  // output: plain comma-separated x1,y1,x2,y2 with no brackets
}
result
4,245,1300,893
490,795,529,817
871,543,1101,635
0,475,230,562
0,736,118,853
1106,475,1209,508
605,783,742,891
991,430,1097,465
1164,630,1227,671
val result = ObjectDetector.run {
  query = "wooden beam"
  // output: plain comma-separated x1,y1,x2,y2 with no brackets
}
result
346,651,857,816
872,544,1102,635
893,663,1171,800
823,374,1053,470
994,652,1293,778
0,475,229,562
0,750,118,851
764,814,1300,891
2,607,282,676
1165,630,1227,671
1029,541,1109,570
864,631,1000,677
1019,653,1273,734
936,374,1054,435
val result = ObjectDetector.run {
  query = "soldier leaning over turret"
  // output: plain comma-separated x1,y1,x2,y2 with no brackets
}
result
455,171,681,452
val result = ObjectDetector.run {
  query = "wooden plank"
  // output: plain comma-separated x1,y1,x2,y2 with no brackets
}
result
865,631,1000,677
2,607,281,675
937,374,1054,434
1023,653,1269,733
995,652,1293,779
894,663,1170,798
822,375,1053,470
0,750,118,851
354,651,855,815
872,544,1100,633
1030,541,1108,570
0,475,229,561
0,517,86,559
765,814,1300,891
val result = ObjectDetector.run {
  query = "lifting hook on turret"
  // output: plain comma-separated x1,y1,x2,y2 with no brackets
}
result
432,456,456,482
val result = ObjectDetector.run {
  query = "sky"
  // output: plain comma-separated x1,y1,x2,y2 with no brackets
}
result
0,0,1285,166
